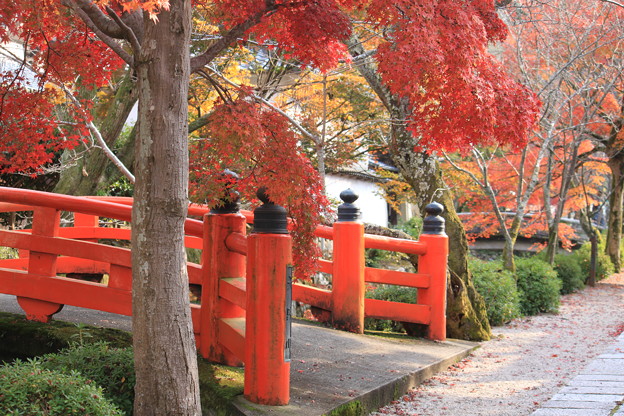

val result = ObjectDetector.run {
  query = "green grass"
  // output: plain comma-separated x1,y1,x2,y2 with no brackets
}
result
0,312,245,415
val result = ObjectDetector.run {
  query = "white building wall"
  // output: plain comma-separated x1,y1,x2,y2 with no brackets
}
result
325,174,389,227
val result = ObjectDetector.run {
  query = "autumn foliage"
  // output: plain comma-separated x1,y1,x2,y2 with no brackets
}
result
0,0,547,274
189,95,327,275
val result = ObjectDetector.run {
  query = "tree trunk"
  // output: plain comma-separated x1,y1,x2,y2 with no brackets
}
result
132,1,201,414
501,236,517,273
579,207,599,286
607,153,624,272
54,69,138,195
395,152,491,341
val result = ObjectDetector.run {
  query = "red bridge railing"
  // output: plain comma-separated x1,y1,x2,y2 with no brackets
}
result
0,186,448,406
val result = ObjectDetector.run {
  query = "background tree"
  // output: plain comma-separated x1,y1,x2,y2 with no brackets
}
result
500,0,624,269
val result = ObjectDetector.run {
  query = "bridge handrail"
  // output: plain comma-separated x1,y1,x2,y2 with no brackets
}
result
0,188,204,238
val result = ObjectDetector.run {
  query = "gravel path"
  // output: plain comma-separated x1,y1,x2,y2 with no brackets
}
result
370,273,624,416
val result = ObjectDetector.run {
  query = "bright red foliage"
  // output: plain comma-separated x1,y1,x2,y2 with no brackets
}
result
189,96,328,277
367,0,540,151
0,0,124,174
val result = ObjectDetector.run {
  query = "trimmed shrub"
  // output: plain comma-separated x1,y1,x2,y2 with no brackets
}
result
40,342,135,416
0,359,122,415
516,257,561,315
364,285,417,332
553,254,585,294
573,242,615,282
469,258,521,326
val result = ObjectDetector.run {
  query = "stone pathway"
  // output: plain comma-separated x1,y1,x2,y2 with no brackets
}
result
532,332,624,416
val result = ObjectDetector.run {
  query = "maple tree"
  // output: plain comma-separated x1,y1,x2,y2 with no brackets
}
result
1,2,545,410
499,0,624,268
344,2,540,339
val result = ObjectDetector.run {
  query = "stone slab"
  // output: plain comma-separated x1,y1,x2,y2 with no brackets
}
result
560,386,624,395
532,408,610,416
540,400,616,410
550,393,623,402
232,320,477,416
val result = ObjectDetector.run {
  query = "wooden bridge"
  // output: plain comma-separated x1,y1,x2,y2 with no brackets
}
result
0,186,448,406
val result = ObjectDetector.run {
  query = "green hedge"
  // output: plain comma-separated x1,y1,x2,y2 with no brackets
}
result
469,258,521,326
364,284,417,332
40,342,135,415
552,254,585,294
573,242,615,282
516,257,561,315
0,359,122,415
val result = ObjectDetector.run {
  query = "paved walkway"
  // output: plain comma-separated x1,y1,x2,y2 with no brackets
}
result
532,332,624,416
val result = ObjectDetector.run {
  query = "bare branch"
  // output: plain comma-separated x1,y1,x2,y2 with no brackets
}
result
205,67,321,144
190,1,279,73
67,0,125,38
105,6,141,55
600,0,624,8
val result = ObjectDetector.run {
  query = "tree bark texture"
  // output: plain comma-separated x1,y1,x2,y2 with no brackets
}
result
131,1,201,414
607,153,624,272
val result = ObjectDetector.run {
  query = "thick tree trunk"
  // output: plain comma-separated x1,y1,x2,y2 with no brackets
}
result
132,1,201,414
54,69,137,195
607,154,624,272
395,152,491,341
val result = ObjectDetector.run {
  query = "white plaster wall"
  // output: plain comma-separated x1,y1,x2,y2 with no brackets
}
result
325,174,389,227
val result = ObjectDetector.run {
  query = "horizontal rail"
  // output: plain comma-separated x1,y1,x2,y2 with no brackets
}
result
191,304,201,335
0,230,132,268
219,318,246,361
364,234,427,255
365,268,430,288
0,257,111,275
318,259,332,274
0,268,132,315
187,263,202,285
0,188,204,238
220,278,246,310
225,232,247,255
364,299,431,324
292,283,332,311
313,225,333,240
0,187,132,222
58,227,132,240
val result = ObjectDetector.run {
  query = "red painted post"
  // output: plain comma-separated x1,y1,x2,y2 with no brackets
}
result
71,212,101,277
200,172,246,366
332,189,365,334
244,189,291,406
74,212,98,232
17,207,64,322
200,211,246,366
416,203,448,341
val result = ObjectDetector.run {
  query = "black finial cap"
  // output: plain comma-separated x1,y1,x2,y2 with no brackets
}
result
210,170,240,214
337,189,361,222
253,187,289,234
422,202,445,235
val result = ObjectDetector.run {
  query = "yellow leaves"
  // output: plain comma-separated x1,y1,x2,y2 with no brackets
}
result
95,0,170,20
43,83,66,105
192,18,219,37
375,169,415,212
